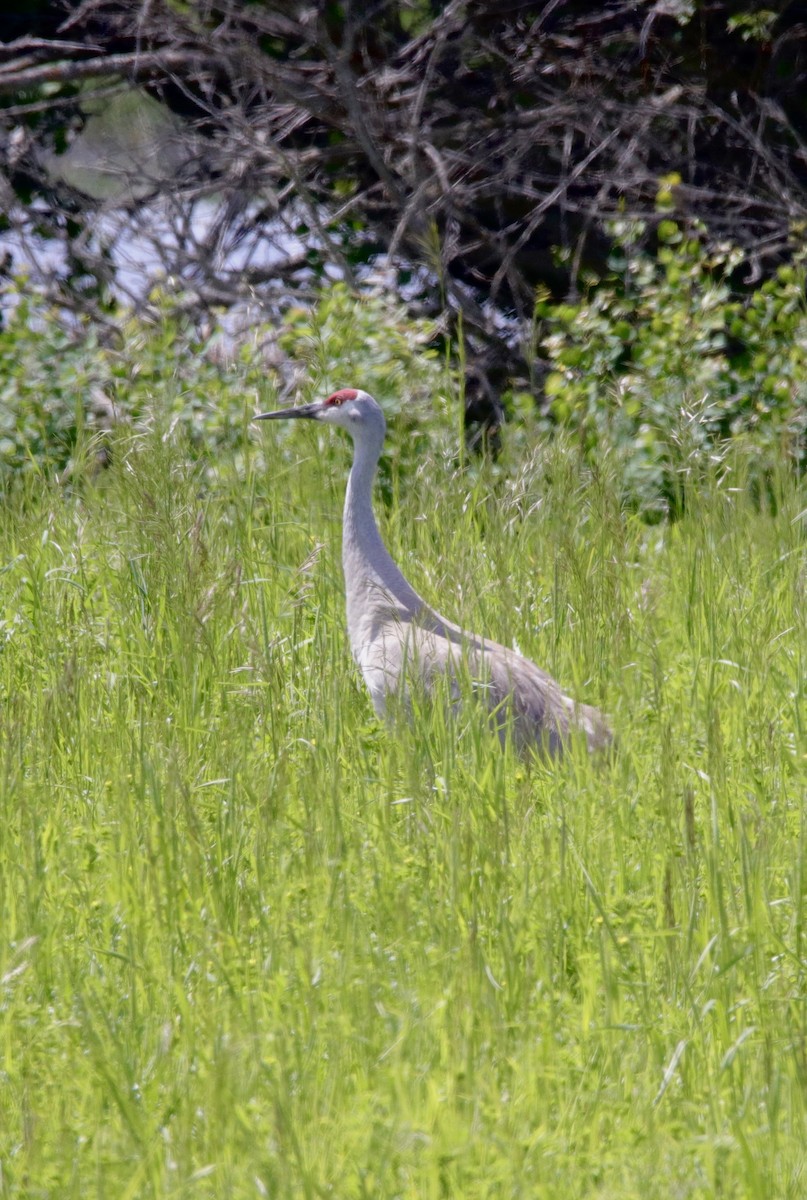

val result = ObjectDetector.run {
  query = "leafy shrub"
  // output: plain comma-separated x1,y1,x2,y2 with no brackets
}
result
0,283,257,486
538,219,807,516
0,280,445,489
276,281,447,488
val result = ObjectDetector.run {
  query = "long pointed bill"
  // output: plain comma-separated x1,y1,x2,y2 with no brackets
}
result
253,402,323,421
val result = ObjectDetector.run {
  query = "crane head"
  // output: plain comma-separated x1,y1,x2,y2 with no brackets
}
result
254,388,386,441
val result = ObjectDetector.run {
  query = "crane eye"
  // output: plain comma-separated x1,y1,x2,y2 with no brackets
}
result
325,388,358,407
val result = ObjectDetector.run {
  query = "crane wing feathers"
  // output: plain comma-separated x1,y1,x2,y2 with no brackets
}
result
358,616,611,757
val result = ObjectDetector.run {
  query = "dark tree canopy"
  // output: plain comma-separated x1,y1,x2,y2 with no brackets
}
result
1,1,806,420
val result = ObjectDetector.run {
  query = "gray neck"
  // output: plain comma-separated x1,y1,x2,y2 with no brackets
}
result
342,431,425,623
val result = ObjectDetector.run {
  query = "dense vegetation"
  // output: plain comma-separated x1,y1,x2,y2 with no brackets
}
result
3,218,805,514
1,280,806,1196
1,6,806,1190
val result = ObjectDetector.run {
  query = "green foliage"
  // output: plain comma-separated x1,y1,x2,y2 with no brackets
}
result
0,280,446,491
0,290,90,477
278,282,441,405
727,10,779,43
539,220,807,517
278,281,447,487
0,282,258,486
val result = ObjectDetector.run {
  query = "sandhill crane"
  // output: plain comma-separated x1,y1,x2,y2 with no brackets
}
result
256,388,611,757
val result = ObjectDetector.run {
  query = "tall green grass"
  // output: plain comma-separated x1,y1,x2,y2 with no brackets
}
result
1,405,805,1198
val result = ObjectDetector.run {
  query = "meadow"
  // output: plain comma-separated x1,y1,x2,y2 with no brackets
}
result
1,382,805,1198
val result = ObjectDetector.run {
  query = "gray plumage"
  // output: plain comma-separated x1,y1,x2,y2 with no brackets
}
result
256,388,612,757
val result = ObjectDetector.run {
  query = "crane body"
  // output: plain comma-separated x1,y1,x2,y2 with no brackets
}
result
256,388,611,757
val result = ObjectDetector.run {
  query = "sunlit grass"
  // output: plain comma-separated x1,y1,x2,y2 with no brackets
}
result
1,408,805,1198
